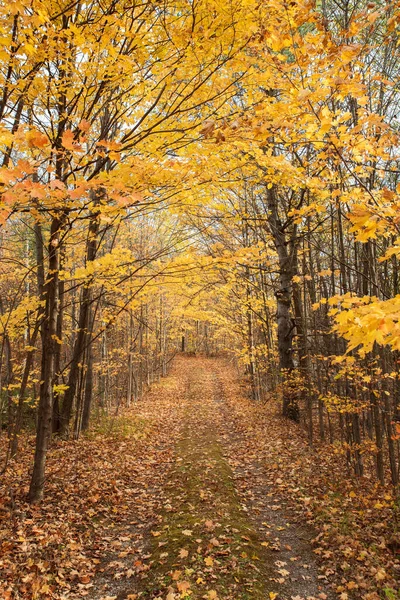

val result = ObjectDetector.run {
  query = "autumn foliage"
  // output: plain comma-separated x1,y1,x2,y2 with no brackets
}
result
0,0,400,598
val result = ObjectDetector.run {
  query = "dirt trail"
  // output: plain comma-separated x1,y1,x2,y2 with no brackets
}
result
87,357,333,600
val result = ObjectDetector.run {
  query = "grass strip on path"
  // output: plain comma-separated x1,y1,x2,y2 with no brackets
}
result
140,371,275,600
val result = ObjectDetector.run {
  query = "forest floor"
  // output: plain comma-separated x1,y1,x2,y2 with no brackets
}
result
0,356,399,600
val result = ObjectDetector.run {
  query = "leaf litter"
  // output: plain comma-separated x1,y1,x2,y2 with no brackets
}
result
0,356,398,599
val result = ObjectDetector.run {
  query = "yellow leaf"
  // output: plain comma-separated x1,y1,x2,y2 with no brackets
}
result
182,529,192,536
375,568,386,581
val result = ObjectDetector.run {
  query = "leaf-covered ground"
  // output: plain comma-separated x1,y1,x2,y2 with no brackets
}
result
0,357,398,600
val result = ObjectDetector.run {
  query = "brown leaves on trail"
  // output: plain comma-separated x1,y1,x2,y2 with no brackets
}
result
2,357,398,599
139,359,280,599
0,375,186,600
215,361,400,600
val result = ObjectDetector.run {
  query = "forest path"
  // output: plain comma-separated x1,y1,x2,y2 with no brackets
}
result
87,356,332,600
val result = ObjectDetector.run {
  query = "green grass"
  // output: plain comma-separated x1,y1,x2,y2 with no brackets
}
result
141,419,273,599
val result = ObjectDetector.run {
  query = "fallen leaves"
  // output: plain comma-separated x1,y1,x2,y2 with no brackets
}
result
0,375,181,599
215,359,400,600
2,357,397,600
176,580,191,594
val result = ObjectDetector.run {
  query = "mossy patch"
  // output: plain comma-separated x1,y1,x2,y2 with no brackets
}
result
140,413,274,599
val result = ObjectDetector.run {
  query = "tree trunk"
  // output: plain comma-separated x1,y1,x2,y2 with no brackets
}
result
81,339,93,432
266,186,299,421
28,217,62,503
59,209,99,437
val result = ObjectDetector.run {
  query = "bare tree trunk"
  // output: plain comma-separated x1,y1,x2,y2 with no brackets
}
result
59,209,99,437
370,383,384,485
28,217,62,503
266,186,299,421
81,342,93,432
52,244,65,433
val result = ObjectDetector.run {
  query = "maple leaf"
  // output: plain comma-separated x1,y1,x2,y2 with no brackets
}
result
374,568,386,581
26,130,49,148
176,580,191,594
78,119,90,132
210,537,219,546
49,179,66,191
61,129,81,151
182,529,192,536
178,548,189,559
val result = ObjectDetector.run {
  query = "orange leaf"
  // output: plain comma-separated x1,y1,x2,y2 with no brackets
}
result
78,119,90,132
177,580,191,593
27,130,49,148
62,129,81,151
